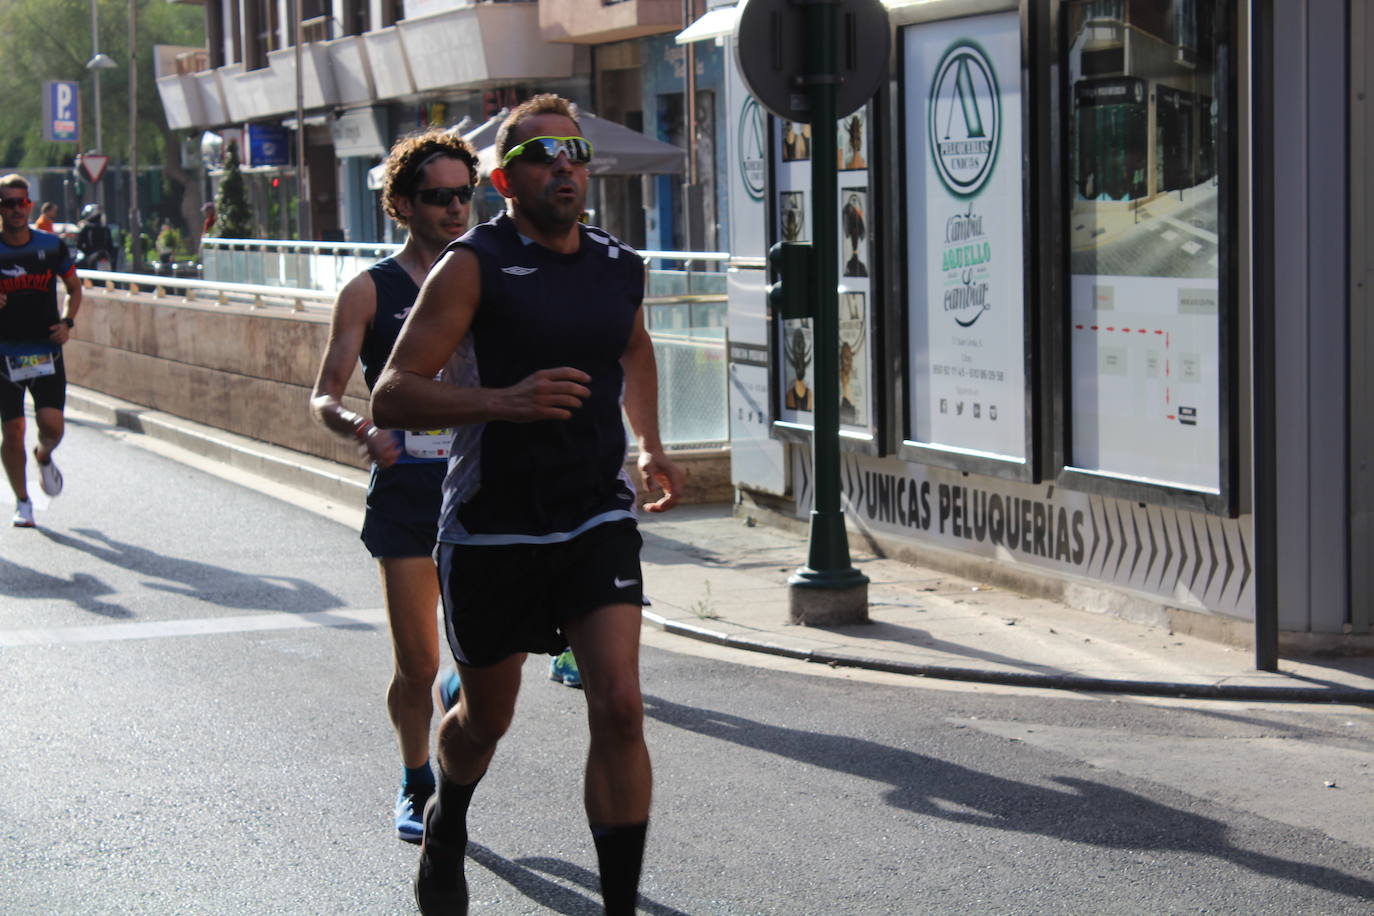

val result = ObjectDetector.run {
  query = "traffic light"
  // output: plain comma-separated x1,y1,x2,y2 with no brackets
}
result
768,241,814,320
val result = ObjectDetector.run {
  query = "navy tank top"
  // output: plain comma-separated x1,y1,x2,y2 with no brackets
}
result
358,256,418,392
359,255,452,465
436,213,646,545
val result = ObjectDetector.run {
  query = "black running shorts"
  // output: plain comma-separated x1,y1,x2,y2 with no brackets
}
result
436,519,644,667
0,351,66,422
360,461,446,559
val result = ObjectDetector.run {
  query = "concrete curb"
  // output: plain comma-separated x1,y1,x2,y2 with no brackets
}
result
641,611,1374,704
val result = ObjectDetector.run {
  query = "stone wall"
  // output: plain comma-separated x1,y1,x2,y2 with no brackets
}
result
65,283,730,503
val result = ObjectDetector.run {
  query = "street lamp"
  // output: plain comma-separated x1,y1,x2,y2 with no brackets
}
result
86,0,115,210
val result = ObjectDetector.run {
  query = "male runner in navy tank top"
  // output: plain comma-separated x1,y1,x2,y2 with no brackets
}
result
0,174,82,529
309,130,478,843
373,94,685,915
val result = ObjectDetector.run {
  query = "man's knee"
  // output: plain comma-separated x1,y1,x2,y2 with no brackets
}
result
458,698,519,746
448,666,522,747
34,409,63,443
587,678,645,745
392,653,440,696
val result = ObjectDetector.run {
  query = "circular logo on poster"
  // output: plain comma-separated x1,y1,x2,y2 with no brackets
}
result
928,41,1001,198
737,97,767,201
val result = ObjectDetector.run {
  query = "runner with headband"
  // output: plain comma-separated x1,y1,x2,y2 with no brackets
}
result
310,129,478,843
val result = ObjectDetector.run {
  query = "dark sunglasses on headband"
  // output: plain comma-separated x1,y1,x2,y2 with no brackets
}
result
0,197,30,209
414,186,475,207
501,136,594,168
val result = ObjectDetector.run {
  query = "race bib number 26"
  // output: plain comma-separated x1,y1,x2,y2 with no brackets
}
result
5,353,56,382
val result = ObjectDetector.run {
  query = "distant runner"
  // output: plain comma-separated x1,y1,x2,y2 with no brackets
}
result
0,174,81,528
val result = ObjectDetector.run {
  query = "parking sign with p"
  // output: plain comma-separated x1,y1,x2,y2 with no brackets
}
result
43,81,80,144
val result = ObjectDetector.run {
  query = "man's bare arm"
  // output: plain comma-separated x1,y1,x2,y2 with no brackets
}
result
372,247,592,430
621,310,684,511
60,270,81,323
309,271,400,465
49,270,82,345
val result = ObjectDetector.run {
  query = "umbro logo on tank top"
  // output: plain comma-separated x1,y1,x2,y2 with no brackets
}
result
501,265,538,276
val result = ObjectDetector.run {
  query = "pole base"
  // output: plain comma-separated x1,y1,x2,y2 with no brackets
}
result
787,568,869,626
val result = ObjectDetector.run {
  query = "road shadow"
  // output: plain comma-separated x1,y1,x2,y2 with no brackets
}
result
643,695,1374,902
35,527,343,614
466,842,691,916
0,554,132,618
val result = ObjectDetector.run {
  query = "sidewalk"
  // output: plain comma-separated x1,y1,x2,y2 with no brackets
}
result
637,507,1374,704
68,387,1374,705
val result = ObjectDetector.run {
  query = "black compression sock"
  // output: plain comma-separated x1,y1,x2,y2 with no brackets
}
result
591,821,648,916
427,771,482,849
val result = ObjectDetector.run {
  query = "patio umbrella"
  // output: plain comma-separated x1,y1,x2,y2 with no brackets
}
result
460,110,507,151
474,111,685,177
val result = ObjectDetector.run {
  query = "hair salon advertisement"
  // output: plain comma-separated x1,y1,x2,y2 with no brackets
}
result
903,12,1027,463
773,110,877,439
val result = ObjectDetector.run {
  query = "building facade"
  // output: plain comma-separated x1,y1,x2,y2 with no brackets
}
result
713,0,1371,654
157,0,731,248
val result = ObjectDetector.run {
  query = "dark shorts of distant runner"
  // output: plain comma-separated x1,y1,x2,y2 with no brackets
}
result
436,519,645,667
0,350,66,422
360,461,447,559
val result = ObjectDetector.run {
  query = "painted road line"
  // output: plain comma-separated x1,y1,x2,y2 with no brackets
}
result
0,607,388,648
1160,215,1220,245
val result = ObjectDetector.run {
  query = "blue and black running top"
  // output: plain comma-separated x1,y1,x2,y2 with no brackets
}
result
437,212,646,546
359,255,451,465
0,229,75,350
359,256,418,392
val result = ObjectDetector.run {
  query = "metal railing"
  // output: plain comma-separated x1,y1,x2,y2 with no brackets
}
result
78,268,335,312
200,238,731,299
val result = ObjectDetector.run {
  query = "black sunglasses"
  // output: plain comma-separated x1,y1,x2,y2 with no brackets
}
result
414,186,474,207
0,197,30,210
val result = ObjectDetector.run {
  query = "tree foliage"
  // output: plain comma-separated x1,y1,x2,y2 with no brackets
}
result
211,141,253,239
0,0,202,168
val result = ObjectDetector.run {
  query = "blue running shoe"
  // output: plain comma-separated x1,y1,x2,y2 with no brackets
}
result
436,670,462,713
549,650,581,689
396,784,433,844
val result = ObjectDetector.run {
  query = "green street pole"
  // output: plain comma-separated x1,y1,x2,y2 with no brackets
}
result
788,0,869,619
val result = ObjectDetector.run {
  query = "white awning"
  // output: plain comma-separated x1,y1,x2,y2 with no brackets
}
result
367,163,386,190
675,5,738,44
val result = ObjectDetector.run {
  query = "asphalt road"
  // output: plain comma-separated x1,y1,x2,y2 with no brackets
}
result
2,415,1372,914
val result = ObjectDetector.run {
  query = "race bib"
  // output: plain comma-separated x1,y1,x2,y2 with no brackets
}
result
5,352,56,382
403,428,454,460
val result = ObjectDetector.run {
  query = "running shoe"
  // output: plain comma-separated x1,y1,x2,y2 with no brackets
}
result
414,795,469,915
396,784,433,844
435,670,462,713
11,499,34,528
35,452,62,497
549,650,581,689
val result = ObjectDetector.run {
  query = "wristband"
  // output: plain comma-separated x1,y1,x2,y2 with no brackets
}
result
62,317,74,329
352,419,374,443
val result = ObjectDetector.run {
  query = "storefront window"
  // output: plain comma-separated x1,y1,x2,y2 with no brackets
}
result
1065,0,1227,495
